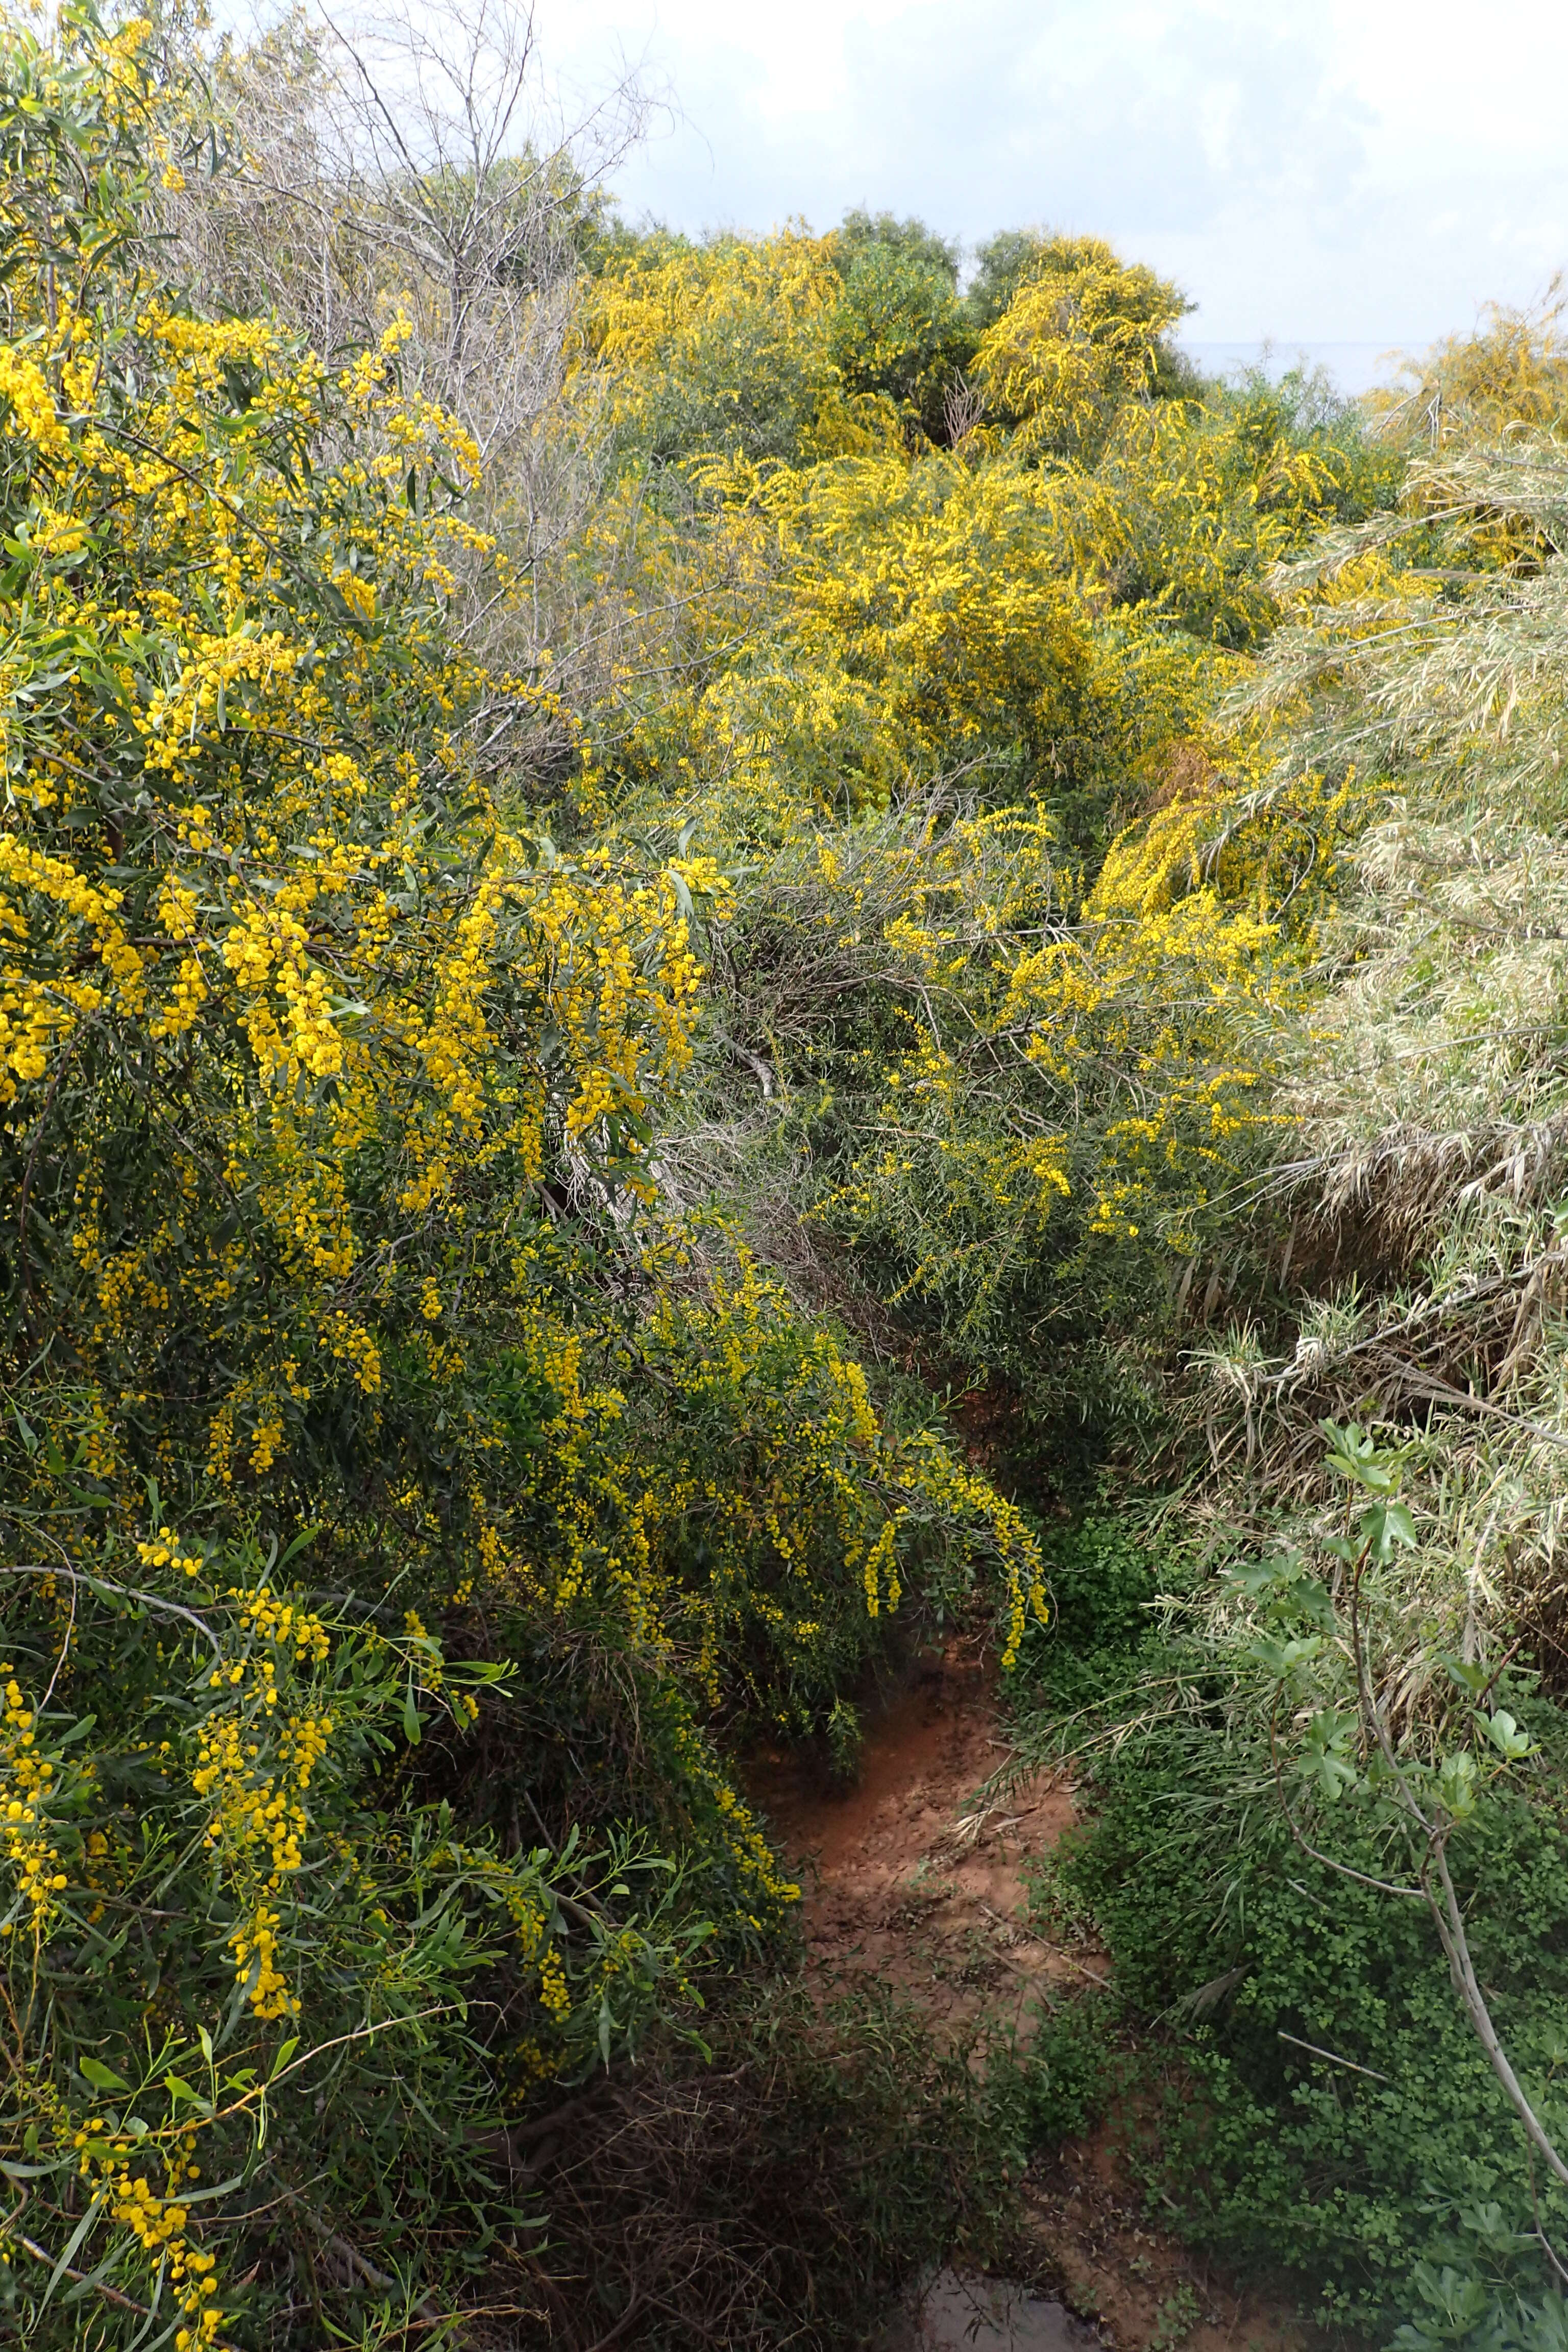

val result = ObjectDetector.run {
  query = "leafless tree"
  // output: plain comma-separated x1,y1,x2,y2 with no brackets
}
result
156,1,659,755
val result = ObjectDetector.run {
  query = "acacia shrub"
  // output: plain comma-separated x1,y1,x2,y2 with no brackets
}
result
560,215,1376,859
969,234,1190,465
729,768,1337,1462
0,18,1048,2343
581,225,846,469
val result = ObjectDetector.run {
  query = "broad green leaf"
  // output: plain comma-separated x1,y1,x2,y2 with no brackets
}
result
1477,1710,1533,1761
78,2056,131,2093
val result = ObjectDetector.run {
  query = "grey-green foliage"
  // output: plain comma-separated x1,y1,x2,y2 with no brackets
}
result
836,207,962,288
1065,418,1568,2348
1181,435,1568,1663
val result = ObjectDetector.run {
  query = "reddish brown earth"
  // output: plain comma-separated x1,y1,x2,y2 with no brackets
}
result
744,1639,1319,2352
746,1638,1081,2043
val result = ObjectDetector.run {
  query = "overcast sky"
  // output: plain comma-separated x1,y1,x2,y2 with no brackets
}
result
538,0,1568,351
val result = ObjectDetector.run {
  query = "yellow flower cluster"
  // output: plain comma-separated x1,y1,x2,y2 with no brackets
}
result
538,1946,571,2023
137,1526,205,1580
236,1585,332,1669
0,1671,64,1932
229,1902,295,2021
183,1591,337,2018
0,836,143,1092
74,2123,224,2350
0,345,67,453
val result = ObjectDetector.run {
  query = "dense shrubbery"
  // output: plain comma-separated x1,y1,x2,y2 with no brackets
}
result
1063,1723,1568,2340
11,3,1568,2346
520,1978,1030,2350
0,15,1044,2343
1019,1684,1568,2346
564,194,1394,1474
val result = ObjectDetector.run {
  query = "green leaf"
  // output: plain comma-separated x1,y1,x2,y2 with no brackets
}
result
403,1684,422,1746
1321,1418,1404,1492
37,2197,104,2313
78,2056,130,2093
277,1524,320,1570
1436,1750,1479,1819
1359,1499,1416,1562
1291,1578,1337,1634
1246,1633,1324,1679
1444,1657,1491,1699
1300,1710,1360,1802
268,2036,299,2082
1477,1709,1533,1761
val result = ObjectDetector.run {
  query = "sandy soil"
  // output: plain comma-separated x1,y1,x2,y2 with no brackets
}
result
744,1639,1320,2352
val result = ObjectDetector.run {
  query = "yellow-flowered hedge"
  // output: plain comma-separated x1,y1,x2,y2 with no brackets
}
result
0,18,1048,2341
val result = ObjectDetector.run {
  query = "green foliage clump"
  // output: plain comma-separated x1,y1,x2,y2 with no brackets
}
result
966,230,1050,334
1014,1500,1185,1709
1054,1706,1568,2339
828,210,972,441
1208,359,1405,527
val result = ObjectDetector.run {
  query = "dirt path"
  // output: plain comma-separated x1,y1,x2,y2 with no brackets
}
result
745,1638,1315,2352
746,1638,1080,2041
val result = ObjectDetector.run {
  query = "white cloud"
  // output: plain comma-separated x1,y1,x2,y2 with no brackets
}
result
538,0,1568,343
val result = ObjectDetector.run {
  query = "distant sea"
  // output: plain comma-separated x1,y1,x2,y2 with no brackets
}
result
1180,340,1413,398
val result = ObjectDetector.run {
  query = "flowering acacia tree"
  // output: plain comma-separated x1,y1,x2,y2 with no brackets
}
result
0,16,1047,2342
